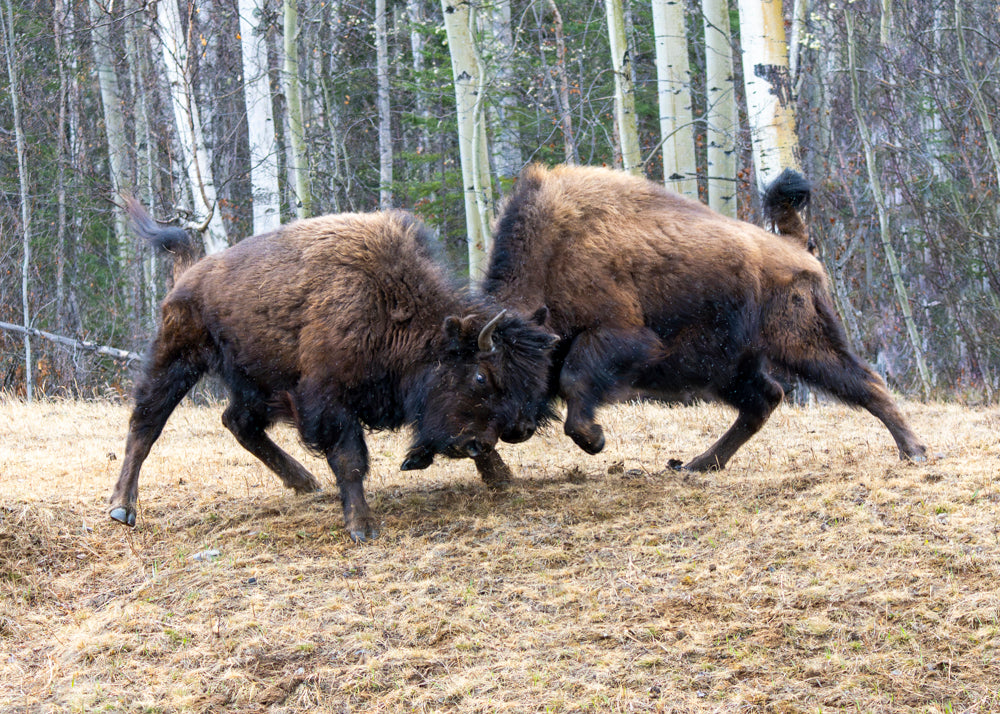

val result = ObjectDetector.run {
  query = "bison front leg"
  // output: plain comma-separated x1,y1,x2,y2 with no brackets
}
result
326,423,378,543
472,448,514,490
559,327,659,455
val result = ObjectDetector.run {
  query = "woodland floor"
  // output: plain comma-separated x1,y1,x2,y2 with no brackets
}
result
0,395,997,713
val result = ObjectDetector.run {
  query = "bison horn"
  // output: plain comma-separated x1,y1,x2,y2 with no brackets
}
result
477,309,507,352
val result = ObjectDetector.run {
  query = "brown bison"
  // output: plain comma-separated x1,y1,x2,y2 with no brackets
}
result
109,201,556,541
480,163,926,472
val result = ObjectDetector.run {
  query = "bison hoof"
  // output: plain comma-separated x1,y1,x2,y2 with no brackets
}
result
401,448,435,471
683,456,723,472
109,506,136,528
347,520,379,543
667,458,684,470
566,424,605,455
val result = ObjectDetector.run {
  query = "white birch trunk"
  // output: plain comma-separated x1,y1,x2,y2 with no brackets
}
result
702,0,737,215
87,0,132,261
546,0,578,164
606,0,642,174
158,0,228,253
845,10,931,398
239,0,281,233
736,0,800,190
651,0,696,197
376,0,393,208
486,0,521,188
283,0,311,218
441,0,494,280
1,0,32,400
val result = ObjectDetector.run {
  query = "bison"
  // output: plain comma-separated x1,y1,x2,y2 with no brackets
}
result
109,201,556,541
478,163,926,473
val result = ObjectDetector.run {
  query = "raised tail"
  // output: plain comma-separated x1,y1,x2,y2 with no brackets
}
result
762,168,813,253
122,196,198,281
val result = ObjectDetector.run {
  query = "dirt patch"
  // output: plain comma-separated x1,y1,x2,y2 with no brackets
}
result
0,397,997,712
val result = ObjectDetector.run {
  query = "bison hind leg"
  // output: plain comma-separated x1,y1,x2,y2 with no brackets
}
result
772,294,927,462
221,397,321,494
683,356,784,471
110,350,206,527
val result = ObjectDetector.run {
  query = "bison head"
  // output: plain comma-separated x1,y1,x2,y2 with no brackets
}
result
401,307,557,470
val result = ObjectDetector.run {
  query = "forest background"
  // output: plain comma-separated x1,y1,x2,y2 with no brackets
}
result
0,0,998,404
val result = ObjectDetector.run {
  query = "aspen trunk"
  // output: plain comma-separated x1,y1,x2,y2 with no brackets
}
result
376,0,393,207
736,0,800,189
651,0,696,197
239,0,281,232
283,0,312,217
703,0,736,215
1,0,32,399
158,0,229,253
606,0,642,174
441,0,494,280
845,10,931,398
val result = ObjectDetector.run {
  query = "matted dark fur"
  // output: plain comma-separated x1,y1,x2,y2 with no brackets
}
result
481,164,926,472
109,201,556,541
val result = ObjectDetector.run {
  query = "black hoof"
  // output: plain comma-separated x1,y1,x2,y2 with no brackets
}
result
110,506,136,527
349,526,379,543
667,458,684,470
401,450,434,471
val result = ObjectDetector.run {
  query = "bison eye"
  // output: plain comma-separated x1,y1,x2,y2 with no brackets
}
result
475,370,487,385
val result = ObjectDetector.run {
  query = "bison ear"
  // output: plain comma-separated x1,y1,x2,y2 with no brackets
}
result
530,306,550,327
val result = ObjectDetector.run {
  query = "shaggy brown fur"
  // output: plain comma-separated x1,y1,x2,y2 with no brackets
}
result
110,202,555,541
482,164,926,471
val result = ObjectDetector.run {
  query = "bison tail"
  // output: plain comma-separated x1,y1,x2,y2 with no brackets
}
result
123,195,198,279
762,168,813,253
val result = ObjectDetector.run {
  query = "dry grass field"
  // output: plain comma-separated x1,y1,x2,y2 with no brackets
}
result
0,395,997,713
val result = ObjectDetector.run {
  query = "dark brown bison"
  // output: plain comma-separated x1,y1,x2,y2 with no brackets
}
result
109,201,556,541
480,163,926,472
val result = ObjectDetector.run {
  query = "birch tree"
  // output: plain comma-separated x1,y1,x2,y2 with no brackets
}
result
606,0,641,174
845,9,931,397
239,0,281,232
544,0,578,164
442,0,494,279
376,0,393,208
158,0,229,253
1,0,32,400
283,0,312,217
651,0,696,197
87,0,133,268
702,0,737,215
736,0,800,189
485,0,521,189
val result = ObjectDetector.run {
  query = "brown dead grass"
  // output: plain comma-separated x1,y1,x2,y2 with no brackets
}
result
0,396,998,713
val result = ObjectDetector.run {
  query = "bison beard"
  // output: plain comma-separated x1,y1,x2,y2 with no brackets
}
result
480,163,926,473
109,202,555,541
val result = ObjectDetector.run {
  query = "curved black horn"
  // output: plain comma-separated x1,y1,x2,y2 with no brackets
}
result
477,309,507,352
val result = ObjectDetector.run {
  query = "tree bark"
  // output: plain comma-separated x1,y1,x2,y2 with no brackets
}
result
283,0,311,218
845,9,931,398
652,0,696,197
736,0,800,190
486,0,521,191
703,0,736,214
545,0,578,164
239,0,282,232
158,0,229,253
1,0,32,400
376,0,393,208
441,0,494,280
605,0,642,174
